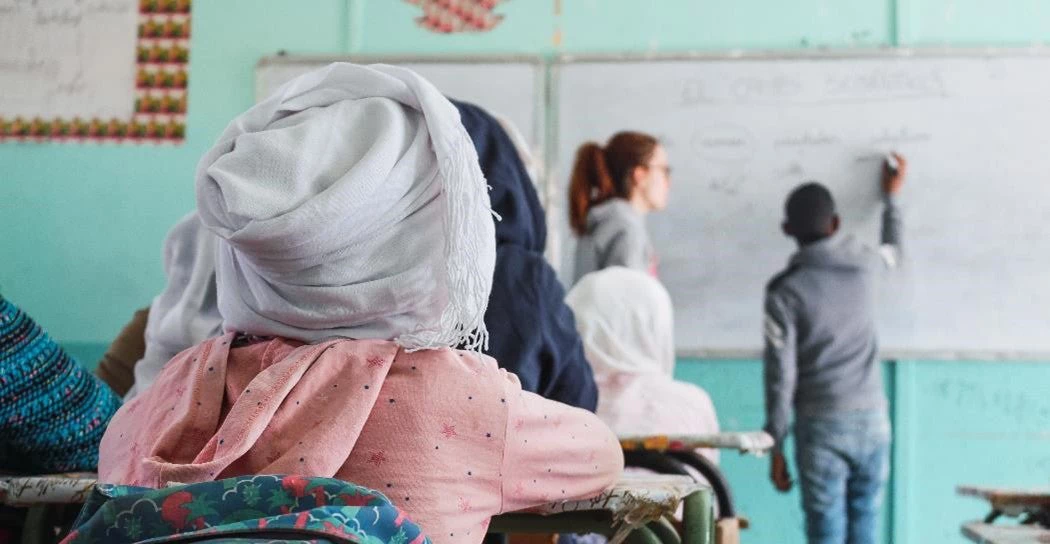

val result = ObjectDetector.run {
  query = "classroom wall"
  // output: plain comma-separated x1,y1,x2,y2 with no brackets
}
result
679,360,1050,544
6,2,1050,543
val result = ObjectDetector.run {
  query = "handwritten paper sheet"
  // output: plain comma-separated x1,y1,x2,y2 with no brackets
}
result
0,0,189,143
0,0,138,119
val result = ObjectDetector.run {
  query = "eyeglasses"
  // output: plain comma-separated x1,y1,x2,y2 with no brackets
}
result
646,163,672,176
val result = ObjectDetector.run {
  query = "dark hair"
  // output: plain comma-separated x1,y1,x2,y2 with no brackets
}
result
568,131,659,235
785,182,837,243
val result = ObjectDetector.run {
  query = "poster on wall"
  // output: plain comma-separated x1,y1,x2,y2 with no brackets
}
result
0,0,190,144
405,0,505,33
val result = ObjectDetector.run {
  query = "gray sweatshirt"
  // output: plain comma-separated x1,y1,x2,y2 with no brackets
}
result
574,199,655,284
763,197,902,449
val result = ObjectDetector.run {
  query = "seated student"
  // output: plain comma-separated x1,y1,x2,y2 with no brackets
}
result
97,63,623,544
115,213,222,400
453,99,597,410
0,295,121,473
566,267,719,463
94,306,147,397
109,103,600,414
763,155,907,544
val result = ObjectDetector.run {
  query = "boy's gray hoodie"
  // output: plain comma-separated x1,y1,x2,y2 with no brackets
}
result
763,198,902,449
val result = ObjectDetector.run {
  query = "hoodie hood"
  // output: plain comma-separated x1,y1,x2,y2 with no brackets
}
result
452,99,546,251
790,232,873,271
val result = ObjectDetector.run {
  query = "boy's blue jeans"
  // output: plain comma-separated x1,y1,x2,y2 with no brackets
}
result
795,410,891,544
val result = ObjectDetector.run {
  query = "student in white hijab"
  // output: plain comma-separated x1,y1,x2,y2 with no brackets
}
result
115,111,542,400
99,63,622,544
121,213,223,399
566,266,720,463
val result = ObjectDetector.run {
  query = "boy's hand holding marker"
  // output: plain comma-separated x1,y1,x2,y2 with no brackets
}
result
883,152,907,196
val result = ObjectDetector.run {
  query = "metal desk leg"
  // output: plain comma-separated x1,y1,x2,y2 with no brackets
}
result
21,505,49,544
681,489,714,544
646,518,682,543
488,511,616,536
625,525,663,544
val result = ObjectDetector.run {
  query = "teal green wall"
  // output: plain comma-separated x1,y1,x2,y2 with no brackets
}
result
679,360,1050,544
6,2,1050,543
890,361,1050,542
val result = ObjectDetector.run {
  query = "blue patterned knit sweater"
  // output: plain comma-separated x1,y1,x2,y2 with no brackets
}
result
0,296,121,473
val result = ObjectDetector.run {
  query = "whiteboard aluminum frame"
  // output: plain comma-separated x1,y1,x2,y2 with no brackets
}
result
555,46,1050,63
676,348,1050,362
551,48,1050,361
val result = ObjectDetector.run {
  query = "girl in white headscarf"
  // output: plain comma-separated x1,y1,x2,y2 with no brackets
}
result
566,267,720,463
97,63,622,544
126,213,222,398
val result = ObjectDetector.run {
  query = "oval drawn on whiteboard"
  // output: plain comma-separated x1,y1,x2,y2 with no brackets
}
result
690,124,757,163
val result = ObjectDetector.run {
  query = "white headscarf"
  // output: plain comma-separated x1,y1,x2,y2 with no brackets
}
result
195,63,495,350
566,267,719,452
126,213,223,399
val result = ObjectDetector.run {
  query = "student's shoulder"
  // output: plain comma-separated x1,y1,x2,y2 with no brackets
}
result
593,217,646,248
765,264,801,294
397,348,519,408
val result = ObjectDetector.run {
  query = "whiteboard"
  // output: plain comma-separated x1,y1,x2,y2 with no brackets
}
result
0,0,138,118
554,52,1050,359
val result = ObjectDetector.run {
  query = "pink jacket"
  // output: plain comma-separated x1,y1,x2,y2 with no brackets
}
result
99,334,623,543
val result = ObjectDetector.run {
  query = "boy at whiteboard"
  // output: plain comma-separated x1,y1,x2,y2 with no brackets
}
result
763,154,907,544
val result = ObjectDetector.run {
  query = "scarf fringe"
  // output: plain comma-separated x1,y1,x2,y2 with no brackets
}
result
398,136,493,353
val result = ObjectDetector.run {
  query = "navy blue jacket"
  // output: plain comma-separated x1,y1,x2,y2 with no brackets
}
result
454,100,598,411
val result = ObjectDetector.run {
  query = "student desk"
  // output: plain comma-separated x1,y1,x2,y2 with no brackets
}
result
958,486,1050,544
491,474,713,544
961,522,1050,544
0,473,97,507
0,473,95,544
3,473,712,544
958,486,1050,524
618,431,773,544
618,431,774,455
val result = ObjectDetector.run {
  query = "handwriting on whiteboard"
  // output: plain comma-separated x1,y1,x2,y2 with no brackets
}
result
732,75,802,100
825,67,948,98
774,131,841,148
871,126,933,144
690,124,757,162
680,67,948,107
680,80,712,106
706,174,747,196
688,125,930,158
0,0,137,118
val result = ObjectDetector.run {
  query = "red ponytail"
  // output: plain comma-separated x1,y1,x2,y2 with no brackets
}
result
567,132,659,236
